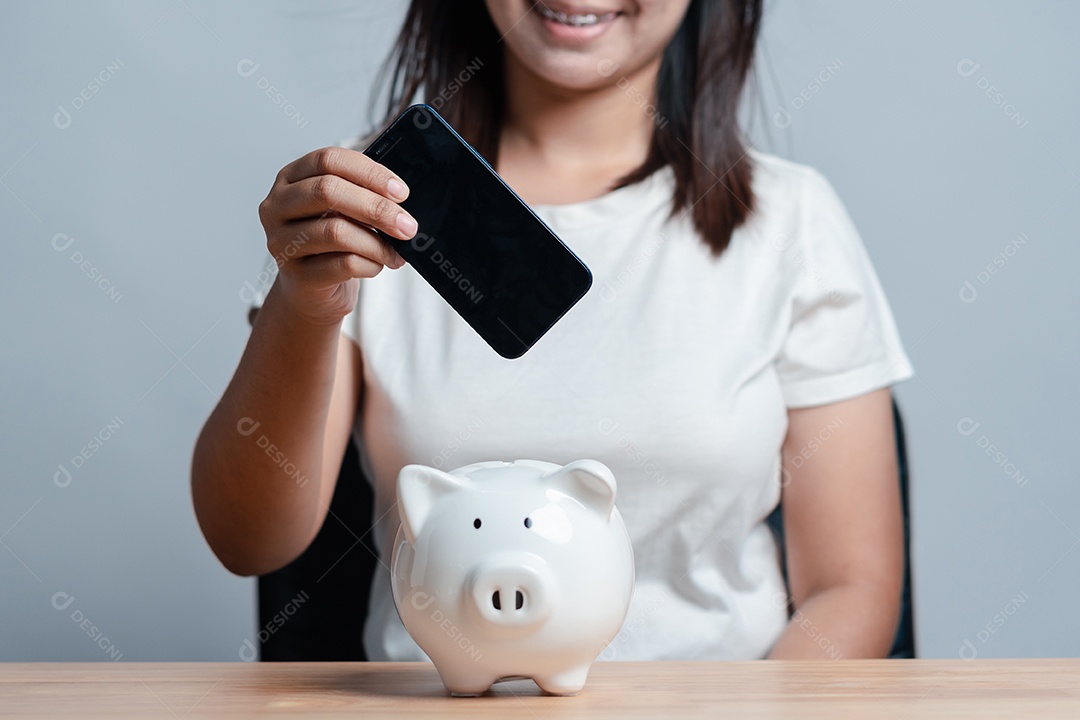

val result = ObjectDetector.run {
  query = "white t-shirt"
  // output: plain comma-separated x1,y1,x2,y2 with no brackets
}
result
296,149,913,661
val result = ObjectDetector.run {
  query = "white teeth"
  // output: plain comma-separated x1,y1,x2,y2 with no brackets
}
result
538,5,617,27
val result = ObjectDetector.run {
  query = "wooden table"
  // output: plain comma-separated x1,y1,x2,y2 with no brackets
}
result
1,660,1077,718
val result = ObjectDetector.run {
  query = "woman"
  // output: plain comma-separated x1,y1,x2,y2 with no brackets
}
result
193,0,913,661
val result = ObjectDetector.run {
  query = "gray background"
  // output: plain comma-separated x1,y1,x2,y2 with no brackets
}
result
1,0,1076,661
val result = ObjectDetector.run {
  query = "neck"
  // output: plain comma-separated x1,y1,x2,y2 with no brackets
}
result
499,56,661,175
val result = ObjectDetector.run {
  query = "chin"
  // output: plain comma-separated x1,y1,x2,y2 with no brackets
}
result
487,0,689,90
518,51,635,91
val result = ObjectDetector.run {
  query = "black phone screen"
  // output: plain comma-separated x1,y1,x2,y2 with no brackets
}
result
363,104,592,359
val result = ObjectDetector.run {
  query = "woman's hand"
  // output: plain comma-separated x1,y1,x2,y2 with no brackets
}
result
258,146,418,326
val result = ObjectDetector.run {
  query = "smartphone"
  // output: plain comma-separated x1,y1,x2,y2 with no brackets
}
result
362,104,592,359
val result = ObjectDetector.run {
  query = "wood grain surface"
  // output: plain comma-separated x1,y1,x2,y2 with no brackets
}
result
1,659,1078,718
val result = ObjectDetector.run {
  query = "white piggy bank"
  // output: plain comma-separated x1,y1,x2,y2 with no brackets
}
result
390,459,634,696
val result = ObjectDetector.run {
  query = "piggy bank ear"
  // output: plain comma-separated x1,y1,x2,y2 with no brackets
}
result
397,465,470,545
543,459,617,521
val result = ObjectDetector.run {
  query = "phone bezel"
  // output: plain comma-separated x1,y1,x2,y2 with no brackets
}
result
363,103,593,359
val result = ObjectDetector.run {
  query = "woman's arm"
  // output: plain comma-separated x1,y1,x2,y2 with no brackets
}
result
767,388,904,659
191,146,414,576
191,285,360,577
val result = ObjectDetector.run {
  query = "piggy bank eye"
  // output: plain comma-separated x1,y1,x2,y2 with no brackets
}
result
473,518,482,529
524,517,533,529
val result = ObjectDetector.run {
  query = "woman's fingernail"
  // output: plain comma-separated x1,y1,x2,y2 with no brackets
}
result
387,178,409,201
396,212,418,237
391,254,406,269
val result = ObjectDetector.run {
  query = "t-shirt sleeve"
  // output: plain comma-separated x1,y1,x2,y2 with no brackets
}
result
774,167,914,408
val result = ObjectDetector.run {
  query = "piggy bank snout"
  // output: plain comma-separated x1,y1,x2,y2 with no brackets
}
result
468,554,554,629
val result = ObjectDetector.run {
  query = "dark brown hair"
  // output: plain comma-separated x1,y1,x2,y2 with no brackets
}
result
375,0,763,256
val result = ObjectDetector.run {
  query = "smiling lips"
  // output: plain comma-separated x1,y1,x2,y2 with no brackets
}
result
536,3,620,27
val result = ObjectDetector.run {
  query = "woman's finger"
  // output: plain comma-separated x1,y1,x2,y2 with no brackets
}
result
291,250,386,288
268,216,404,270
268,174,417,241
278,146,409,203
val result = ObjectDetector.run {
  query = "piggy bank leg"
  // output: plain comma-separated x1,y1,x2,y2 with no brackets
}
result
448,688,489,698
434,665,497,697
533,665,590,696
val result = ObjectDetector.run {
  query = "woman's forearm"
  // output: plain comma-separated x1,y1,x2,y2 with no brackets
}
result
191,281,355,576
767,582,900,659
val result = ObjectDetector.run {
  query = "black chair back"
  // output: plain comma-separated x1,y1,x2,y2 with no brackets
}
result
258,439,378,660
